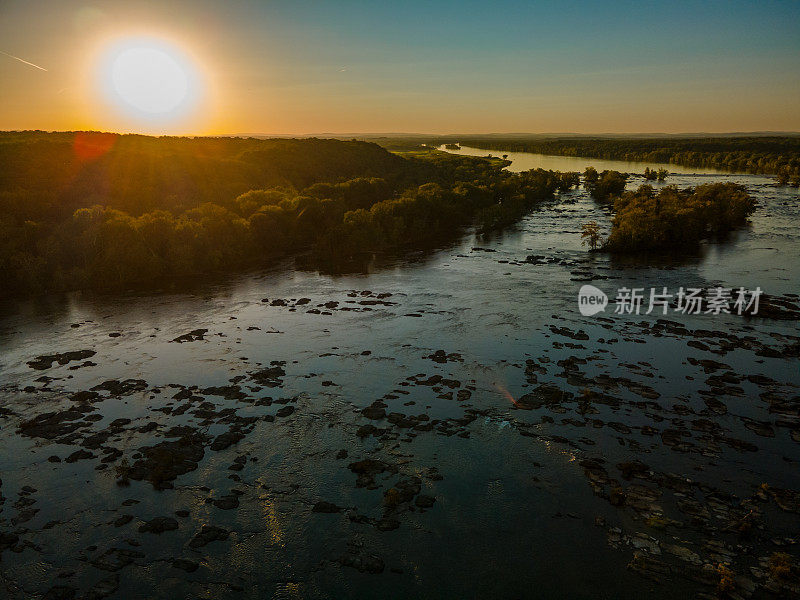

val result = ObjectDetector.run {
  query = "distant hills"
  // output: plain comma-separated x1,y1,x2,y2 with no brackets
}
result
234,132,800,140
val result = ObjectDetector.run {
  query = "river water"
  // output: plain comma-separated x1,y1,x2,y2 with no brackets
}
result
439,144,726,175
0,149,798,599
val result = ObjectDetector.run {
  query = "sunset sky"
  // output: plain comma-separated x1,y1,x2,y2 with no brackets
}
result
1,0,799,135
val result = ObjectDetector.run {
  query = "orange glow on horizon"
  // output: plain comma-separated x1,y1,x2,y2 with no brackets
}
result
74,25,224,135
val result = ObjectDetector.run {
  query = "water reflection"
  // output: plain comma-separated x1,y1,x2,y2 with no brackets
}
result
439,144,726,175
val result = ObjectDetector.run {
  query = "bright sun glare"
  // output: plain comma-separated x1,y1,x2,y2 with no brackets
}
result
99,37,201,122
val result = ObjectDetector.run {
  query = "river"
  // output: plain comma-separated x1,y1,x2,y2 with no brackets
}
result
438,143,727,175
0,149,798,599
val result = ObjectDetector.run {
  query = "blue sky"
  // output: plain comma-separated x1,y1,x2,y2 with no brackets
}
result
1,0,798,133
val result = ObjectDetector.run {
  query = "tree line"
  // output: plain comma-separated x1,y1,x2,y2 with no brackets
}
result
0,132,577,297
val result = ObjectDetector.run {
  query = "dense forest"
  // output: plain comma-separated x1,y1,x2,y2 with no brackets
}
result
0,132,572,297
417,136,800,181
603,183,755,252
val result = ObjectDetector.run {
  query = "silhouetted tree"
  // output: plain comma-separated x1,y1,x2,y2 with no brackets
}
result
581,221,602,251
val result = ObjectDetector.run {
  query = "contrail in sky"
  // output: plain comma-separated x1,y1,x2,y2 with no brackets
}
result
0,50,48,71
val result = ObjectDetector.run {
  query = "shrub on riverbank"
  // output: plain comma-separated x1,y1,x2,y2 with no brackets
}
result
603,183,755,252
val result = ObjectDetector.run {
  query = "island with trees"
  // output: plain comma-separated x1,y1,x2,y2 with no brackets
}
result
596,182,755,253
643,167,668,181
0,131,577,298
584,168,628,202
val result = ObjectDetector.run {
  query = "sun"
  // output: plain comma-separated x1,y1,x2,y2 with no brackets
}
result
98,37,202,122
112,47,188,114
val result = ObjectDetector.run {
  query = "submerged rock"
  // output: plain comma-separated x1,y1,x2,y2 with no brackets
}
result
172,558,199,572
138,517,179,534
349,459,396,488
171,329,208,343
19,410,88,440
516,384,572,410
250,365,286,387
127,434,206,489
312,501,342,513
42,586,77,600
27,350,96,370
415,494,436,508
84,574,119,600
188,525,229,548
91,547,145,572
210,431,244,451
337,553,385,574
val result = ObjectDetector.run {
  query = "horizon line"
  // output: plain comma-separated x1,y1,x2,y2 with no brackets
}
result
3,129,800,138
